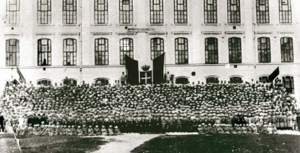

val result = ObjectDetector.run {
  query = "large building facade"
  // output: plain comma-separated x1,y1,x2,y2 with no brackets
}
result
0,0,299,99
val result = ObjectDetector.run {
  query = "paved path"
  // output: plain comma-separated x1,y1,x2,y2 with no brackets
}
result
0,133,21,153
91,134,161,153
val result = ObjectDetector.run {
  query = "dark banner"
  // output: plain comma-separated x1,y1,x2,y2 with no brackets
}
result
153,53,165,84
268,67,280,82
125,55,139,85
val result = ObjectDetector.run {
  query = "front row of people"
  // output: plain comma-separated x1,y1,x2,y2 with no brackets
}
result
197,123,278,135
16,123,121,136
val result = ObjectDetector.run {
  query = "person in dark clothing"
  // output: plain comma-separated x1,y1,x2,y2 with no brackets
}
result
0,113,5,132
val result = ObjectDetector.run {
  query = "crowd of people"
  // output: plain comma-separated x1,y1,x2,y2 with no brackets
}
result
0,80,299,136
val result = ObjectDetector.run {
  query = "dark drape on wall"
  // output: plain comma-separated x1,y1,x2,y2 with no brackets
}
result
153,53,165,84
125,55,139,85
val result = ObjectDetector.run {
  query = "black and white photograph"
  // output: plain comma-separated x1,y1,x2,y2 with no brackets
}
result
0,0,300,152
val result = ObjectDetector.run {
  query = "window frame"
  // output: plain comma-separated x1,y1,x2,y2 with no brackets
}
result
205,37,218,64
174,0,188,24
95,38,109,65
258,37,271,63
150,37,164,60
94,0,108,24
119,0,133,24
37,0,52,24
150,0,164,24
256,0,269,24
6,39,20,66
204,0,217,24
175,37,188,64
120,38,134,65
280,37,293,63
6,0,20,24
62,0,77,24
37,38,52,66
63,38,77,66
279,0,292,23
228,37,242,63
227,0,241,24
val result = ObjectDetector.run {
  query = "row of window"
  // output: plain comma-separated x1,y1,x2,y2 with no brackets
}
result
36,75,295,93
6,0,292,25
5,37,294,66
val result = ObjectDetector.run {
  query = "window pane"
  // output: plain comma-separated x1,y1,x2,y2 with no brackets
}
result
205,38,218,64
95,38,109,65
175,38,188,64
120,38,133,65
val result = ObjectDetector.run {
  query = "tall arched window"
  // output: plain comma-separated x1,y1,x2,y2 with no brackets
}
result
95,38,109,65
258,37,271,63
282,76,294,93
281,37,293,63
63,38,77,66
228,37,242,63
120,38,133,65
205,37,218,64
38,38,51,66
150,38,164,60
175,37,188,64
6,39,19,66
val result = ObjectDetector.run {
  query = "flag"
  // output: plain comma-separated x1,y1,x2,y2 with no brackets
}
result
153,53,165,84
268,67,279,82
16,67,26,84
125,55,139,85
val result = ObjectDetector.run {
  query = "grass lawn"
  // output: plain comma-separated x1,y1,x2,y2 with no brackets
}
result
131,134,300,153
18,136,107,153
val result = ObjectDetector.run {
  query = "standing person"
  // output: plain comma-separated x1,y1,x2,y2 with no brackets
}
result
120,72,127,85
0,113,4,132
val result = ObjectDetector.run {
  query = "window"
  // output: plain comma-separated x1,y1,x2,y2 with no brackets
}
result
282,76,294,93
119,0,133,24
150,38,164,60
94,0,108,24
120,38,134,65
204,0,217,23
206,77,219,84
205,37,218,64
95,38,109,65
228,37,242,63
279,0,292,23
37,79,51,86
37,0,51,24
227,0,240,23
229,77,243,83
62,0,77,24
63,77,77,86
258,37,271,63
6,39,19,66
38,39,51,66
95,78,109,86
281,37,293,63
63,38,77,66
175,76,189,84
150,0,164,24
174,0,187,24
175,37,188,64
259,76,270,83
6,0,20,24
256,0,269,23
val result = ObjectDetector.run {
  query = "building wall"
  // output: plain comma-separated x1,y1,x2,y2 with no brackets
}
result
0,0,299,102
